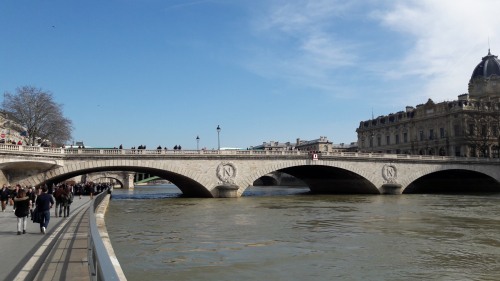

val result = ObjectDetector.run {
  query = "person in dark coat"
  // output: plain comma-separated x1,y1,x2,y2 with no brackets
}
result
35,186,54,234
54,186,64,218
14,189,31,235
61,187,73,217
0,184,9,212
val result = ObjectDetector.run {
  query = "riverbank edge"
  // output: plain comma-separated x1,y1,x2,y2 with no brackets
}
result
95,194,128,281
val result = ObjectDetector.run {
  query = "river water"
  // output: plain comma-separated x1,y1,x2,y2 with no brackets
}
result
106,184,500,280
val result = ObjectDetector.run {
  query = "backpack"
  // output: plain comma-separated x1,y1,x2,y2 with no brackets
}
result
62,193,73,204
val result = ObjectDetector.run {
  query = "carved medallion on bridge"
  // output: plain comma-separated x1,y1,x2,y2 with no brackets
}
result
216,162,237,184
382,164,398,184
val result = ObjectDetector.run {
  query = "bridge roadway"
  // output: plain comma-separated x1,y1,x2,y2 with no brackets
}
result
0,145,500,197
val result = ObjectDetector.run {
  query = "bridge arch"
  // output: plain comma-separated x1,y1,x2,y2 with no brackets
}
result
85,176,124,188
241,160,379,196
401,165,500,193
19,160,214,197
253,175,279,186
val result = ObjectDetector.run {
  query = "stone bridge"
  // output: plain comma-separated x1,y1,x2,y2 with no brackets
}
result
83,171,135,188
0,146,499,197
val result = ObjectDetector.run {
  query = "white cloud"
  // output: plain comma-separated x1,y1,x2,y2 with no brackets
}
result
245,0,362,93
375,0,500,102
244,0,500,103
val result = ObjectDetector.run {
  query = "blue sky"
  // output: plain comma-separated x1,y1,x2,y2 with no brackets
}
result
1,0,499,149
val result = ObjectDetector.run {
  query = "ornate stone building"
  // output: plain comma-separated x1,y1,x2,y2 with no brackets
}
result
356,50,500,157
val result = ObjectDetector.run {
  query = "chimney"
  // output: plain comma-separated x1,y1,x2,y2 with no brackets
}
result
270,141,275,146
296,138,300,145
406,106,414,112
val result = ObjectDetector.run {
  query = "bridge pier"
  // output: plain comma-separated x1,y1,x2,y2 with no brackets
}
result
216,184,239,198
122,172,135,189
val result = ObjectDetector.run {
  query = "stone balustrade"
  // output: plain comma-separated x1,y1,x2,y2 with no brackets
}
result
0,144,497,162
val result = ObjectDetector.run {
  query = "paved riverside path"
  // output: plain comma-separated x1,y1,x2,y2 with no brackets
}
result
0,195,91,281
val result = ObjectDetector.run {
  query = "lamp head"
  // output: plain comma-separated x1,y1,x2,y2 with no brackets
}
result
217,125,221,133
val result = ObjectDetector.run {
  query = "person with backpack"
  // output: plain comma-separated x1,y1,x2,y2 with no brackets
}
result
61,187,73,218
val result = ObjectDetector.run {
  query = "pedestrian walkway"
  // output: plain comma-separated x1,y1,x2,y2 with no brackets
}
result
33,208,90,281
0,196,91,281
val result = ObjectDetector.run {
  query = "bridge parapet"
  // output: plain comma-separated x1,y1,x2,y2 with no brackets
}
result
0,144,498,163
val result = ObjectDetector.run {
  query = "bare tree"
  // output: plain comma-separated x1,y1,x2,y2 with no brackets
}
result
2,86,74,146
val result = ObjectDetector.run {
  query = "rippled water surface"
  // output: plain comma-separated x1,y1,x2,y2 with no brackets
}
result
106,184,500,280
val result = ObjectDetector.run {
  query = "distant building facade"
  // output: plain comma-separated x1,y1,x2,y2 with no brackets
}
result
252,137,355,152
356,50,500,157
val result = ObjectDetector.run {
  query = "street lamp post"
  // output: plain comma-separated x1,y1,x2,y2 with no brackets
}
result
370,132,374,153
217,125,221,150
196,135,200,150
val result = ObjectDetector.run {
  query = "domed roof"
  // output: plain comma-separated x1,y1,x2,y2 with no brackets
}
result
471,50,500,81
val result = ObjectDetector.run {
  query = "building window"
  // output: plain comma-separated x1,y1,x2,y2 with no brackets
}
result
6,129,10,134
387,150,391,154
455,146,461,157
362,140,365,148
420,131,424,141
396,135,400,144
469,124,474,136
404,124,407,127
454,114,458,118
386,136,390,145
370,139,373,147
493,126,498,137
386,128,390,131
404,133,407,143
440,128,445,138
396,149,401,154
396,125,399,129
454,125,460,136
377,137,381,146
482,125,487,136
429,129,434,140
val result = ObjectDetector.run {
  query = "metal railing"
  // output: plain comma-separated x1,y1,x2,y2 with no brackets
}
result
88,190,120,281
0,144,499,163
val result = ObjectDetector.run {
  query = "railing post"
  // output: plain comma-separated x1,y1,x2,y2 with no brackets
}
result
19,146,23,152
39,147,43,153
100,149,104,154
122,149,126,155
341,152,344,157
266,150,269,155
78,149,82,154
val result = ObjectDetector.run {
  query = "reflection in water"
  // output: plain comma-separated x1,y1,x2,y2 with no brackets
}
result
106,184,500,281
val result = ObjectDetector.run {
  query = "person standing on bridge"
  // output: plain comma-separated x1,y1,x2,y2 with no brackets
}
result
14,189,30,235
35,186,54,234
0,184,9,212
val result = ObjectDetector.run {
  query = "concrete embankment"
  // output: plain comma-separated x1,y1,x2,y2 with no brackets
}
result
95,195,128,281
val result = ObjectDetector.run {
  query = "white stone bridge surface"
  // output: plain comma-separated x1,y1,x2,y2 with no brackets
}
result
1,145,500,197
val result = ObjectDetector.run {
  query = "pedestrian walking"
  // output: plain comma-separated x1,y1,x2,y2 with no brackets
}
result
14,189,31,235
35,186,54,234
54,185,64,218
61,187,73,217
0,184,9,212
